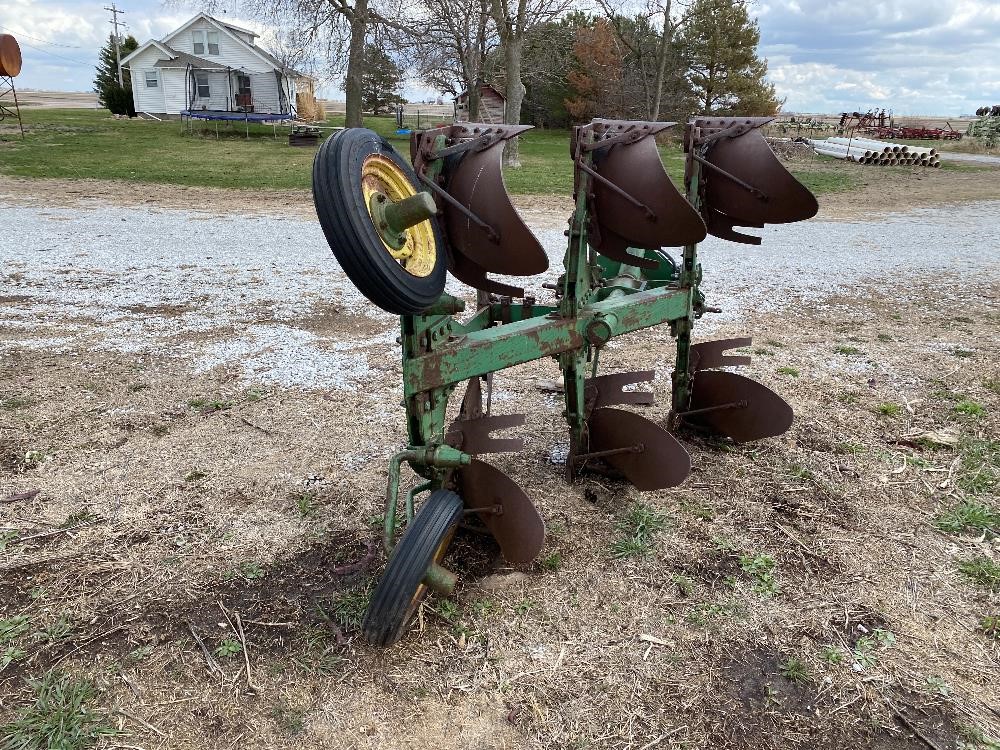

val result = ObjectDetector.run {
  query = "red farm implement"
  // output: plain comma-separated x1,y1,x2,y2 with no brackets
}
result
839,109,962,141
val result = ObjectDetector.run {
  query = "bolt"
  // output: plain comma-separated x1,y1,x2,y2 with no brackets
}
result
376,193,387,203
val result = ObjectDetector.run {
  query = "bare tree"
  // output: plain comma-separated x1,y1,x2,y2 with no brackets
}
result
595,0,689,120
489,0,572,166
412,0,497,118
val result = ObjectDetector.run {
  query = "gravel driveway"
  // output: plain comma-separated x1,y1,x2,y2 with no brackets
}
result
3,199,998,388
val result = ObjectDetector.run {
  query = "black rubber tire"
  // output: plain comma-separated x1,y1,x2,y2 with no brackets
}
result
362,489,463,646
312,128,447,315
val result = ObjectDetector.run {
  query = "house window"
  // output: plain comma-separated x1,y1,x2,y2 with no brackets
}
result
195,72,210,99
193,30,219,55
144,71,158,88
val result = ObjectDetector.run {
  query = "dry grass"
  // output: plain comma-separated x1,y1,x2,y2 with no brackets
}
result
2,270,999,749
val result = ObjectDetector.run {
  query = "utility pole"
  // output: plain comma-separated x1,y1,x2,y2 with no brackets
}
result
105,3,126,86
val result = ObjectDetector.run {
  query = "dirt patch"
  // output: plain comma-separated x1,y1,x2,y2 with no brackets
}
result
2,277,998,748
816,160,1000,220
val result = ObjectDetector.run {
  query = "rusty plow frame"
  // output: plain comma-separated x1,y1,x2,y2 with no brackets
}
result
311,116,818,645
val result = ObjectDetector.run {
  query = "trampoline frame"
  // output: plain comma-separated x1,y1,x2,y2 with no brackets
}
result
181,109,294,139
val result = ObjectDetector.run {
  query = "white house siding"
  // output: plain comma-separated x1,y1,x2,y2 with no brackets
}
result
160,69,189,113
164,19,273,78
224,28,255,46
127,47,167,114
245,71,281,113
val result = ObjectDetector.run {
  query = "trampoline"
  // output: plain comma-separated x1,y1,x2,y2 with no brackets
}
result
181,109,295,139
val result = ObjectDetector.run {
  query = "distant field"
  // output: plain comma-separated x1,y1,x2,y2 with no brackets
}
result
0,108,898,196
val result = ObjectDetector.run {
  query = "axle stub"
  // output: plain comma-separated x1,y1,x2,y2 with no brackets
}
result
362,489,463,646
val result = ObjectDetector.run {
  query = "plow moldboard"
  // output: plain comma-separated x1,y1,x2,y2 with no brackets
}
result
444,141,548,276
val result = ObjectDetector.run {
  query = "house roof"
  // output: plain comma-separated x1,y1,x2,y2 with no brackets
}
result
120,12,312,77
162,13,280,73
217,19,257,39
153,49,227,69
119,39,174,67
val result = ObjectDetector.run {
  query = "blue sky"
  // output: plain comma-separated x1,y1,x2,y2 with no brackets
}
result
2,0,996,115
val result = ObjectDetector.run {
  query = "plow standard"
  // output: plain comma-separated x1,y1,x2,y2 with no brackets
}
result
312,117,818,645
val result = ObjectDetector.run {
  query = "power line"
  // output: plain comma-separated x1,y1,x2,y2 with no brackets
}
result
6,36,92,67
0,24,83,48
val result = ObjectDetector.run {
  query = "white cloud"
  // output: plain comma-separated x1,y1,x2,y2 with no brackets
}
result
758,0,999,114
2,0,997,112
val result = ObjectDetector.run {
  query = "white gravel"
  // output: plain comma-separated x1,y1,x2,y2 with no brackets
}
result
2,199,998,389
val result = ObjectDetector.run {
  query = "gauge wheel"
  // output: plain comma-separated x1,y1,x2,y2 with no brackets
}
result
362,489,463,646
312,128,446,315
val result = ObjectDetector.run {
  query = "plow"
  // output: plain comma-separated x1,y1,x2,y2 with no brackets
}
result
312,116,818,646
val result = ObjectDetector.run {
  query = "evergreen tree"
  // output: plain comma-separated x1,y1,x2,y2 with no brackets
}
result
94,33,138,115
678,0,780,116
358,43,405,115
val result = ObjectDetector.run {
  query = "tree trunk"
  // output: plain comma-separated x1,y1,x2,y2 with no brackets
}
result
648,0,673,121
344,0,368,127
467,83,480,121
502,35,526,165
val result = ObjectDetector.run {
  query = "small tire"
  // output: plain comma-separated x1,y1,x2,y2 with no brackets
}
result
362,489,463,646
312,128,447,315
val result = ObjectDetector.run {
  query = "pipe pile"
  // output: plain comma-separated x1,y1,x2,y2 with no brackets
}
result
806,137,941,167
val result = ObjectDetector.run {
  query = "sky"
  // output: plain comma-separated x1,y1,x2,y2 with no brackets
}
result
1,0,997,116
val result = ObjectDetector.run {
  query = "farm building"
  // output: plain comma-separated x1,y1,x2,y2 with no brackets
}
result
120,13,313,117
454,84,505,123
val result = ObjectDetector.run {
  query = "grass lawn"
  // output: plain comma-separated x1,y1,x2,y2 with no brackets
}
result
2,108,857,196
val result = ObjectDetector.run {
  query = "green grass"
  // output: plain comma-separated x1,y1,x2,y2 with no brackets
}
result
980,615,1000,639
780,656,810,682
325,588,370,631
213,637,243,658
954,399,986,418
876,402,901,416
935,500,999,536
3,108,864,197
1,671,118,750
820,645,845,664
958,557,1000,590
1,615,32,642
958,437,999,495
739,553,778,595
611,503,669,559
776,366,799,377
539,552,562,571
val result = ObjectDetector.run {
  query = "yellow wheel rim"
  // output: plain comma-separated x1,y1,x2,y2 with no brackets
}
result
361,154,437,279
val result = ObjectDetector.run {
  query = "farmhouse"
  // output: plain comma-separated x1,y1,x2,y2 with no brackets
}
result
120,13,311,117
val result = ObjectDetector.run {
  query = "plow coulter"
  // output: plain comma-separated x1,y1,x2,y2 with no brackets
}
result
311,117,818,646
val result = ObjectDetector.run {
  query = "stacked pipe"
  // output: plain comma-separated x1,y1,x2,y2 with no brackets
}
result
806,137,941,167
